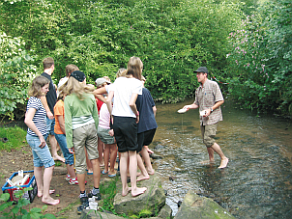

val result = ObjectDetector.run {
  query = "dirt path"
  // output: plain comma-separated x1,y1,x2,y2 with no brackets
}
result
0,144,115,217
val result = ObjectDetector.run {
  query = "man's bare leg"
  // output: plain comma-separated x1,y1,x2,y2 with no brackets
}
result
128,151,147,197
50,135,65,162
211,142,229,169
207,147,215,163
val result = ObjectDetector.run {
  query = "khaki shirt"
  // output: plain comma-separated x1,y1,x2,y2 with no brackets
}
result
194,79,224,126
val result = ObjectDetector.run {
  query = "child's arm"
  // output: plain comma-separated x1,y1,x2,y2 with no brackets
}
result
57,115,66,134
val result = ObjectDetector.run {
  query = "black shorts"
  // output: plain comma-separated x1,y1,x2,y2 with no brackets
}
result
137,128,156,152
112,116,138,153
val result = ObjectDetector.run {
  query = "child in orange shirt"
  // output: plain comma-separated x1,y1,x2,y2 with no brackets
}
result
54,80,78,184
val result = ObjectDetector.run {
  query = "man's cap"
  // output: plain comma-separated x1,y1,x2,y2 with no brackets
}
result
95,78,110,87
70,70,86,82
194,67,208,74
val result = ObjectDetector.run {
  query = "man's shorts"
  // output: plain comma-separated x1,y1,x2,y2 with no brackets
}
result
46,116,55,135
200,124,217,148
137,128,156,152
112,116,138,153
97,126,115,145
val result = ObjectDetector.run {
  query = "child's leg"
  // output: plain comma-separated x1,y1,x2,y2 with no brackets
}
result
128,151,147,197
42,165,59,205
34,166,44,196
103,145,110,173
85,149,93,174
140,146,154,175
136,154,150,181
120,151,130,196
90,158,101,188
109,144,117,175
98,138,104,166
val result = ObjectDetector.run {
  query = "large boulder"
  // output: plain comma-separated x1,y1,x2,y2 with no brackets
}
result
174,190,235,219
113,174,165,216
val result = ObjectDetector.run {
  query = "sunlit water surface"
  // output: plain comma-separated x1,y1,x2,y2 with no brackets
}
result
152,100,292,218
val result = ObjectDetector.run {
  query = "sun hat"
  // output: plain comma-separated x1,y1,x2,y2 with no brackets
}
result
194,67,208,74
70,70,86,82
95,78,109,87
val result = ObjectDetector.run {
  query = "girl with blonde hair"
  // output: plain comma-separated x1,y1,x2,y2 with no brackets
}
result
64,70,101,211
25,76,59,205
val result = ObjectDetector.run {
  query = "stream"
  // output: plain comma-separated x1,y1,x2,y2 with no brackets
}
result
152,99,292,219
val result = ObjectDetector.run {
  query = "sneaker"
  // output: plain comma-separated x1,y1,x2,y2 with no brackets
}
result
77,196,89,214
88,191,101,201
65,174,71,181
69,178,78,185
69,178,87,185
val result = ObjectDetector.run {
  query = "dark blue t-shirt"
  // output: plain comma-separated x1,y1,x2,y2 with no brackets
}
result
136,88,158,133
41,72,57,115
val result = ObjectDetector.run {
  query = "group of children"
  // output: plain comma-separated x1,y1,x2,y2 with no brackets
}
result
24,56,157,210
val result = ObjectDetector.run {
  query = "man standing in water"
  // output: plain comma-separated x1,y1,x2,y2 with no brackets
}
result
183,67,229,169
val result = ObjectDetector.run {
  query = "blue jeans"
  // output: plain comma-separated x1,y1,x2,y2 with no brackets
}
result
46,116,55,135
54,134,74,165
26,134,55,168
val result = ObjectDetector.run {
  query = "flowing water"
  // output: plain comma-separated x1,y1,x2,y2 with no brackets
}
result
152,99,292,219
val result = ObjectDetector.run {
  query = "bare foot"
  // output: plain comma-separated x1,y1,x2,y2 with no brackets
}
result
137,174,150,182
218,157,229,169
131,187,147,197
37,189,55,198
53,155,65,163
146,167,155,175
42,197,60,205
122,187,132,197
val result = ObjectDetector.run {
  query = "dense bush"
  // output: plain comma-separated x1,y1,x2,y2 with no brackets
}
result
226,0,292,115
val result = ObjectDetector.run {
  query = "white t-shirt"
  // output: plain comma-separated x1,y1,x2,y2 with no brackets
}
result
111,77,142,118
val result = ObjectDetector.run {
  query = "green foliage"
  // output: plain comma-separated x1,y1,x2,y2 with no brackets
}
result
226,0,292,115
138,209,152,218
0,32,37,120
99,177,117,212
0,126,27,151
0,188,56,219
0,0,243,119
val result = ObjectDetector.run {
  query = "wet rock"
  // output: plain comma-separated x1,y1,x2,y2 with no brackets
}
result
150,154,163,159
114,174,165,216
169,176,177,181
154,144,165,150
174,190,235,219
177,200,182,208
157,204,172,218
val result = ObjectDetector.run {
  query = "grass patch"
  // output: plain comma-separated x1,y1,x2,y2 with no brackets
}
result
99,177,118,213
0,126,27,151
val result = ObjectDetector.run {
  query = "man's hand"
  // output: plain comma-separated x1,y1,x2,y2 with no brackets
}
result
69,148,75,154
47,111,54,120
136,115,139,124
203,108,212,117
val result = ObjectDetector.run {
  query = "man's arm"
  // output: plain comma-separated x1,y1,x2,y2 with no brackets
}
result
40,96,54,119
183,102,199,110
204,100,224,117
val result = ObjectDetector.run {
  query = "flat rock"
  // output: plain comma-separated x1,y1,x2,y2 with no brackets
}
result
113,174,165,216
174,190,235,219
